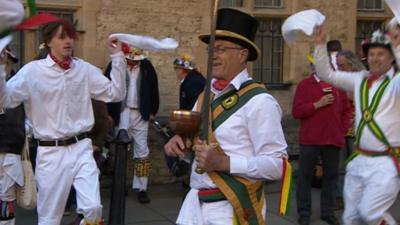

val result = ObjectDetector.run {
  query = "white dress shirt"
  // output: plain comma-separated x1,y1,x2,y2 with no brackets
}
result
190,69,288,189
314,45,400,151
126,67,140,108
0,52,127,140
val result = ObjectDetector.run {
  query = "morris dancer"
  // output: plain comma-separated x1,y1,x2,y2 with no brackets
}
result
0,19,126,225
312,24,400,225
165,8,289,225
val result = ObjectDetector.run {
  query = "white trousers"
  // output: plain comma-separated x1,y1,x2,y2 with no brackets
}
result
118,108,150,191
0,153,20,225
35,138,102,225
343,155,400,225
177,189,266,225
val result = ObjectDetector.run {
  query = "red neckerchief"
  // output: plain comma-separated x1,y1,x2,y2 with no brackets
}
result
212,80,230,91
367,73,382,89
50,53,72,70
127,60,139,71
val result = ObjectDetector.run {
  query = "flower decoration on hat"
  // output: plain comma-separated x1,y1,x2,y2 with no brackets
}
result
173,53,196,70
121,42,148,61
370,30,390,45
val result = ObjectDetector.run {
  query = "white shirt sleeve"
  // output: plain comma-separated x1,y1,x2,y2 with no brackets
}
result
229,94,287,180
314,44,363,92
88,51,127,102
0,64,29,109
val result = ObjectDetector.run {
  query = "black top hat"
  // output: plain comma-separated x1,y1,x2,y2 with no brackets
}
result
199,8,260,61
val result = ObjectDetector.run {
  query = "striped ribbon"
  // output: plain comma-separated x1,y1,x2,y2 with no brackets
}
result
279,159,293,216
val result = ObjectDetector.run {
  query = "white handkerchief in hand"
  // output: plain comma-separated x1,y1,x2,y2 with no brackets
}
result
109,33,179,51
282,9,326,44
385,0,400,27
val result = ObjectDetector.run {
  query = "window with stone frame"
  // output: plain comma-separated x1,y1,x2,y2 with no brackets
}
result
355,20,385,57
254,0,283,8
357,0,384,11
220,0,243,7
253,18,284,87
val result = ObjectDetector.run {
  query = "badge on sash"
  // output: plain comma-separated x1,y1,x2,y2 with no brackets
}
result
222,94,238,109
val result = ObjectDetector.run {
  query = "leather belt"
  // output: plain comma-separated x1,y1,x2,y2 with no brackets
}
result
129,107,139,110
38,132,89,147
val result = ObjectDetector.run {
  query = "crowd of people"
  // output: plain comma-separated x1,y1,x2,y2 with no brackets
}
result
1,1,400,225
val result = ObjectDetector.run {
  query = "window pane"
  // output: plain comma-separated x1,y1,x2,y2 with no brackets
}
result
220,0,243,7
254,0,282,8
253,18,284,84
357,0,383,10
355,20,384,57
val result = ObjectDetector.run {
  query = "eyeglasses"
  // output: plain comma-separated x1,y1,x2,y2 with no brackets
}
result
207,46,244,54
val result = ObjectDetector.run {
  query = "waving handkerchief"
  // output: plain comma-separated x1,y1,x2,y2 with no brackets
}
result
385,0,400,27
109,33,178,51
282,9,326,44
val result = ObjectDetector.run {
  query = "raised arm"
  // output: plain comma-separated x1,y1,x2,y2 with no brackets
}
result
89,37,127,102
312,26,362,92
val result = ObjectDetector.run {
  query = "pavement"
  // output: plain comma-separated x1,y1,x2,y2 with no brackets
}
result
15,178,400,225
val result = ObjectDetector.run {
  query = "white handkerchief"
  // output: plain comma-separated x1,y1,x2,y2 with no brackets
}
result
0,35,13,53
109,33,178,51
282,9,326,44
385,0,400,27
0,0,24,32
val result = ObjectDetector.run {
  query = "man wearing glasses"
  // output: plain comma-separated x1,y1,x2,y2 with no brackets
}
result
165,8,288,225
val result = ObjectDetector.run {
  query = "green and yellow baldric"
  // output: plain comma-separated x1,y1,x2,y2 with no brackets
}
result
347,76,400,174
195,80,292,225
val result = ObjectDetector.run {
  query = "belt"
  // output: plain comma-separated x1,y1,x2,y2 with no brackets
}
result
356,147,400,157
38,132,89,147
198,188,226,203
129,107,138,110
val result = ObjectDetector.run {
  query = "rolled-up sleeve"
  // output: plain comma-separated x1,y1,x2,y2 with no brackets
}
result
89,51,127,102
230,94,287,181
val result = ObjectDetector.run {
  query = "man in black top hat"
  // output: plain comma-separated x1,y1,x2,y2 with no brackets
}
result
165,8,288,225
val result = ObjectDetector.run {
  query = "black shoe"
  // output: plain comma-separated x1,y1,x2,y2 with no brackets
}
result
116,129,130,145
321,215,340,225
298,216,310,225
138,191,150,204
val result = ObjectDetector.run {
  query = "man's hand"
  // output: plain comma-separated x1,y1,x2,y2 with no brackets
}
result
194,140,230,173
312,25,327,46
314,94,335,109
107,37,122,55
164,135,186,158
149,114,155,122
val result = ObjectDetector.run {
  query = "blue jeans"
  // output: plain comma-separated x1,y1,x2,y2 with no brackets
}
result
296,145,340,217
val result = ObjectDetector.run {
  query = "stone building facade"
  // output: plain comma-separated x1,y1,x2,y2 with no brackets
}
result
11,0,393,183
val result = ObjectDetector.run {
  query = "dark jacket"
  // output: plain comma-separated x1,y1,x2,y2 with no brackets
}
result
180,70,206,110
105,58,160,125
0,74,25,155
89,99,112,149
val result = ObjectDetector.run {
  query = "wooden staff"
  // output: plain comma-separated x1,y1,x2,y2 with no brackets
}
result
196,0,221,174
